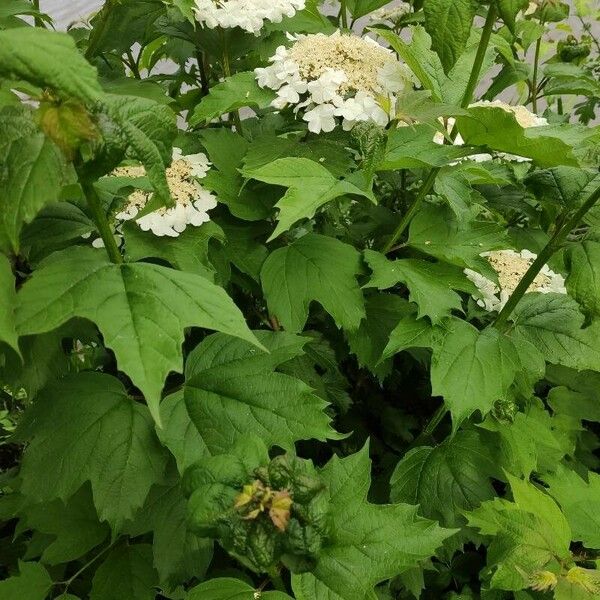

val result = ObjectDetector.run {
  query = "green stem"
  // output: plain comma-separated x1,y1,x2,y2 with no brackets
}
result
125,49,141,79
32,0,44,27
531,36,541,114
494,179,600,330
268,567,287,592
383,2,497,254
408,405,448,450
460,1,498,109
423,405,447,437
196,50,210,95
383,168,439,253
339,0,349,29
81,181,122,264
220,31,244,136
56,539,117,592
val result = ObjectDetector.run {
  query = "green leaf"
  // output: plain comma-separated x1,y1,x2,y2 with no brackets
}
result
101,95,177,206
0,254,18,354
123,220,225,279
157,391,209,475
90,544,157,600
384,317,523,428
479,399,576,478
456,106,599,167
187,578,292,599
546,365,600,423
375,27,446,102
497,0,529,31
242,135,354,178
423,0,475,72
126,474,212,587
408,205,506,277
364,250,476,323
20,485,109,565
380,124,473,170
565,238,600,319
509,293,600,372
390,430,496,527
543,464,600,550
198,129,272,222
430,320,522,428
15,246,259,423
0,561,53,600
184,332,339,454
261,234,365,333
346,293,414,379
345,0,390,19
434,168,478,221
0,106,71,253
87,0,165,56
244,157,373,240
525,166,595,209
0,28,102,103
467,475,571,591
16,373,167,532
190,72,275,125
20,202,95,265
292,446,454,600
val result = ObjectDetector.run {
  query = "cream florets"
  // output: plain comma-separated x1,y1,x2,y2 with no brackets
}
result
193,0,305,34
464,249,567,312
113,148,217,237
255,31,414,133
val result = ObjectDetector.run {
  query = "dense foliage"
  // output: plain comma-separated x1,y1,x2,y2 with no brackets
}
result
1,0,600,598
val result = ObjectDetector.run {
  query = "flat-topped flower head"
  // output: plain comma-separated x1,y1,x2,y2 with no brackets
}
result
465,249,566,312
255,31,414,133
193,0,305,34
112,148,217,237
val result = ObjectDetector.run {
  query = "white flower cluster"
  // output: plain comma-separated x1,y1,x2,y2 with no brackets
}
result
433,100,548,162
255,31,414,133
193,0,305,34
465,249,567,312
369,1,411,26
113,148,217,237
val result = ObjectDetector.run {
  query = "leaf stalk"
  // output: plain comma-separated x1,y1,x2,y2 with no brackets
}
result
81,181,123,264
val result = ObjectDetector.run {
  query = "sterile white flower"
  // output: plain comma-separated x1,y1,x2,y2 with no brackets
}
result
304,103,337,133
255,31,414,133
464,249,567,312
193,0,305,35
112,149,217,237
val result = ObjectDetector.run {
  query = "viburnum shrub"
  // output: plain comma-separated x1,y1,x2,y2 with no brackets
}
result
1,0,600,598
